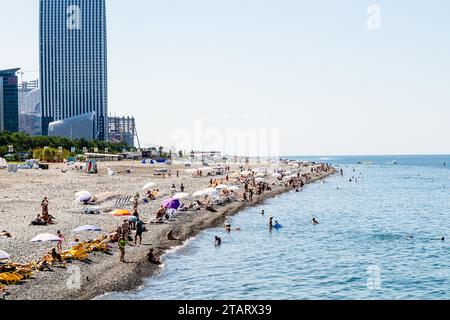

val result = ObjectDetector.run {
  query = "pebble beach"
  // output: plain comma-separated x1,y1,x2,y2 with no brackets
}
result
0,160,335,300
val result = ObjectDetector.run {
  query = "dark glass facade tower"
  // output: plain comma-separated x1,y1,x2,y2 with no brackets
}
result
40,0,107,140
0,68,20,133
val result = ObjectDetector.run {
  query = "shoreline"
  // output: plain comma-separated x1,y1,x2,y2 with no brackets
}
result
1,161,335,300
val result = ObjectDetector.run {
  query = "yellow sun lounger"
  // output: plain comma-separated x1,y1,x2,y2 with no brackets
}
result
0,272,23,286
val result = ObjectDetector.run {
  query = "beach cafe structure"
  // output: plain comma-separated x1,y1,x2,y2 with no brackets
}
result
83,153,123,162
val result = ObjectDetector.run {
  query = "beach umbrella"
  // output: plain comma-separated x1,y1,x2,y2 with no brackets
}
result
162,198,181,209
226,186,240,191
112,209,131,217
255,177,265,183
72,225,102,233
203,188,219,196
173,192,190,200
215,184,228,190
240,171,252,176
142,182,157,190
0,250,10,260
30,233,61,243
75,191,92,198
272,173,282,178
192,190,206,197
255,172,265,178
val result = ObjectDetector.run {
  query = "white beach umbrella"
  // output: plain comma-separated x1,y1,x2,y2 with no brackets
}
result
272,173,282,178
143,182,157,190
215,184,228,190
226,186,240,191
203,188,219,196
255,177,265,183
30,233,61,243
173,192,190,200
75,191,92,198
255,172,265,178
193,190,206,197
240,171,252,176
0,250,10,260
72,225,102,233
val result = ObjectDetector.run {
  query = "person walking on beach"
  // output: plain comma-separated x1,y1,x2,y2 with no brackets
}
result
176,170,180,178
180,183,185,192
133,193,139,211
135,219,144,245
56,230,65,253
119,235,127,262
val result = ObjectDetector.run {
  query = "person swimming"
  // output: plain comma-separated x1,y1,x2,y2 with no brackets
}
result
225,223,231,232
273,220,282,229
261,210,265,215
215,236,222,246
312,218,319,225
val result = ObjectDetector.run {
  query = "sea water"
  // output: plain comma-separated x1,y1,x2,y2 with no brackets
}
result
104,155,450,300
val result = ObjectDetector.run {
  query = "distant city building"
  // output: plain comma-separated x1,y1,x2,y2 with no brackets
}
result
0,68,20,132
48,112,96,140
40,0,108,140
107,116,136,147
18,80,42,136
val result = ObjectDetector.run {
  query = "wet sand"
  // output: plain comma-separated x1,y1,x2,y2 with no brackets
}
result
0,160,335,300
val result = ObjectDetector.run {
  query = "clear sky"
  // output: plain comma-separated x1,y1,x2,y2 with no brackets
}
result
1,0,450,156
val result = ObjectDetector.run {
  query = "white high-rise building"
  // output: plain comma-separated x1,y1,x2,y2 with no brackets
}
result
40,0,108,140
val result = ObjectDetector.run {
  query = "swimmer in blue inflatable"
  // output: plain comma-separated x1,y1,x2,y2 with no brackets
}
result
273,220,283,229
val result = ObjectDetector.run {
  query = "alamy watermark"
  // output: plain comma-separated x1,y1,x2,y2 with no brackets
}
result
170,117,280,160
67,5,81,30
367,5,382,30
66,265,82,290
367,265,382,290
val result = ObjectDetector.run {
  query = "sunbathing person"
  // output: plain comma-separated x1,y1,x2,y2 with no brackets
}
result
31,214,47,226
109,229,120,242
156,206,167,219
166,229,180,241
147,249,161,265
206,205,218,213
0,230,11,238
50,248,63,262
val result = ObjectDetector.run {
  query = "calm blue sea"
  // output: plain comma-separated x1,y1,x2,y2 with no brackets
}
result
103,155,450,300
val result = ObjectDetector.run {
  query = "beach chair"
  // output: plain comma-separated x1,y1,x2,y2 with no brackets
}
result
0,272,23,285
115,195,131,207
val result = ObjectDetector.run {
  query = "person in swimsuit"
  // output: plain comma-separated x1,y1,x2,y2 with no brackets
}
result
135,219,144,245
215,236,222,246
312,218,319,225
118,236,127,262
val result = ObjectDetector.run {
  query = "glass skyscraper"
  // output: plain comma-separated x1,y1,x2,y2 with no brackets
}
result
0,68,20,133
40,0,107,140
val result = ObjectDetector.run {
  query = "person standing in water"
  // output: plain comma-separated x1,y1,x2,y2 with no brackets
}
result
312,218,319,225
269,217,274,228
215,236,222,246
261,210,265,215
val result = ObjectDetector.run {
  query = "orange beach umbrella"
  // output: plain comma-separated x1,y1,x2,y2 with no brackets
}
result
112,209,131,217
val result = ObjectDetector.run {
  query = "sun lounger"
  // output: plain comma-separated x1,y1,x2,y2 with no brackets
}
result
0,272,23,285
115,195,132,206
